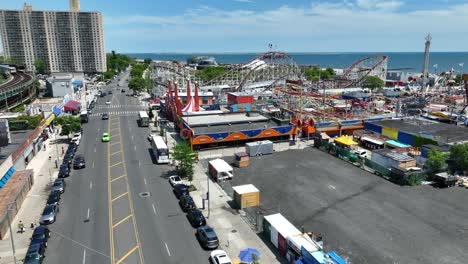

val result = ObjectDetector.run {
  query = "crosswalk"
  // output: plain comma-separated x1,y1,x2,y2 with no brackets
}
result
89,111,141,118
96,104,147,109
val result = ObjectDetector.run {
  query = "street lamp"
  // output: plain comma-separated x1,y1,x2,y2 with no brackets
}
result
7,203,17,264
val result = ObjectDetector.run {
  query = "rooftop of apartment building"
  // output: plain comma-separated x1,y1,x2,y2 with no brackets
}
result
0,130,35,165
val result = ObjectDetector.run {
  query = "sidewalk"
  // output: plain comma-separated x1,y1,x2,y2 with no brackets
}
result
163,130,303,263
0,134,69,263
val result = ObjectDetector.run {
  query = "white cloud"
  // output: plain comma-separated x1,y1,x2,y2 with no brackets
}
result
103,0,468,52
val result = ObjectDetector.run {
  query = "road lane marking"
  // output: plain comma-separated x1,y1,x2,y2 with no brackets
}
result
152,204,156,215
110,127,120,132
111,192,128,202
90,181,93,190
118,118,145,264
165,242,171,257
87,208,90,219
110,162,122,168
82,249,86,264
111,175,126,182
107,118,115,264
112,214,132,228
110,142,121,146
143,178,147,185
92,161,95,168
134,146,136,151
115,245,139,264
131,135,134,141
110,150,122,156
94,147,96,153
110,134,120,138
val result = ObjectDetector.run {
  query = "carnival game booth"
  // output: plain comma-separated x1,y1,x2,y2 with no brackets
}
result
180,112,294,150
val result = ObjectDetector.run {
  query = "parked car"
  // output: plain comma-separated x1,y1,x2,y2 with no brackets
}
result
51,178,66,194
186,209,206,227
30,226,50,248
210,250,232,264
101,113,109,120
196,226,219,249
121,89,125,93
58,164,70,178
46,191,60,206
73,155,86,169
24,243,46,264
39,204,59,225
173,184,189,199
179,195,196,212
168,175,183,186
108,90,113,95
71,133,81,145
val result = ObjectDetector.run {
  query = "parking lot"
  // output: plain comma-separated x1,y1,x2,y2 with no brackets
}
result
229,147,468,264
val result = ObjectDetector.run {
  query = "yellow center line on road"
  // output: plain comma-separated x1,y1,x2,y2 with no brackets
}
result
107,116,115,264
111,192,128,202
110,174,126,183
115,245,139,264
118,115,145,264
112,214,132,228
110,162,122,168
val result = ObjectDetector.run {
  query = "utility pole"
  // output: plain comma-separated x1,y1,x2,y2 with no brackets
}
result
7,203,17,264
422,34,431,94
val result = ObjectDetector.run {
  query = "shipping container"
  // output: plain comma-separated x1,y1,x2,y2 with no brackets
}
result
208,159,233,181
263,213,302,251
233,184,260,209
246,140,273,157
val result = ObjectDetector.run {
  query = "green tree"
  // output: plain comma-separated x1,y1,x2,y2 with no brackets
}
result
361,75,385,91
128,77,146,92
103,71,116,80
304,67,334,81
195,66,227,81
171,143,197,181
426,149,448,175
55,116,81,137
448,143,468,174
130,64,146,78
34,59,46,74
144,58,152,65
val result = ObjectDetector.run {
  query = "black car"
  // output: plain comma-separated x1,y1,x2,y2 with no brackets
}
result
100,92,106,97
30,226,50,248
73,155,86,169
101,113,109,120
63,152,73,166
108,90,113,95
58,164,70,178
24,243,45,264
51,178,66,194
173,184,189,199
67,144,77,154
179,195,196,212
196,226,219,249
187,209,206,227
46,191,60,206
121,89,125,93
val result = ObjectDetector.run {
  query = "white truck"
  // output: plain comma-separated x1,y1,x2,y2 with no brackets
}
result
208,159,233,182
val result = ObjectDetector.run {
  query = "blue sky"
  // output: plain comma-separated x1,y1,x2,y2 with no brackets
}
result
2,0,468,52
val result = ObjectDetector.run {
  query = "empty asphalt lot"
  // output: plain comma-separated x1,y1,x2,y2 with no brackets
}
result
230,148,468,264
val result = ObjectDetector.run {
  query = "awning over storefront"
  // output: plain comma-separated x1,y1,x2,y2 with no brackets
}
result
334,135,358,147
63,100,81,112
386,140,410,148
361,136,384,145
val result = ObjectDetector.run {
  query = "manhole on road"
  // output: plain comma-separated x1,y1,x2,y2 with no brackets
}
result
139,192,151,197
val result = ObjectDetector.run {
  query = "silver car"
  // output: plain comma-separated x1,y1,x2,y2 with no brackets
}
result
51,179,66,194
40,204,59,225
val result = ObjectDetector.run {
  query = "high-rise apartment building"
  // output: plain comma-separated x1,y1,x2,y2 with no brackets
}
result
0,2,106,73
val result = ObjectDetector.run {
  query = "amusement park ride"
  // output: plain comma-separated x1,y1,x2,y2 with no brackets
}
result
153,52,389,124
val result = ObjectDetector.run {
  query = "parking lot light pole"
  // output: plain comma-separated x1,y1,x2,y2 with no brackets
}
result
207,174,210,219
7,203,17,264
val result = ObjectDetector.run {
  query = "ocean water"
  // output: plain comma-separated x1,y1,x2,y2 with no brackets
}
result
127,52,468,73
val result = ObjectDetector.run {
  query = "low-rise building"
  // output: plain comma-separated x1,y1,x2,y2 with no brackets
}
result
371,149,416,169
46,73,74,98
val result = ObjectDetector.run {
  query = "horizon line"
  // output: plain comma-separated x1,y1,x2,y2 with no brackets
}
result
120,51,468,55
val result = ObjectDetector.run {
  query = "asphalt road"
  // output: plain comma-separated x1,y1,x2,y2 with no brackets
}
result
45,72,210,264
230,148,468,264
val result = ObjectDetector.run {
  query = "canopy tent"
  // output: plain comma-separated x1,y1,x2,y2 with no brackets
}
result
63,100,81,112
182,80,204,113
334,135,358,147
